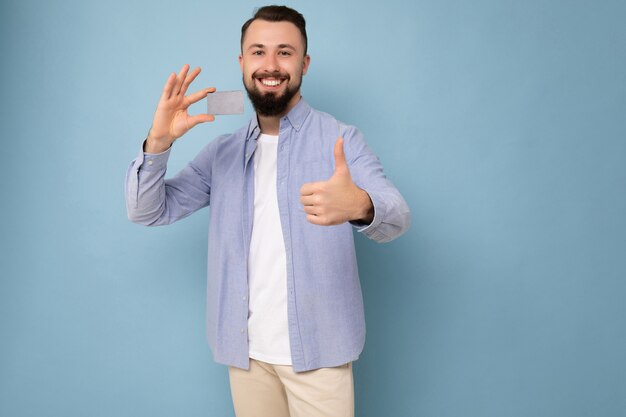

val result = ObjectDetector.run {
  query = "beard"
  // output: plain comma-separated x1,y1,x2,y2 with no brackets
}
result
243,72,302,117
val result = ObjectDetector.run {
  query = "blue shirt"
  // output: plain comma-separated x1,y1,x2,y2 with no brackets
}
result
125,99,410,372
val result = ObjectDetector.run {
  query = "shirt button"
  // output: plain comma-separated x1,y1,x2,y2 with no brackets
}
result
147,160,153,166
240,328,246,334
243,296,247,301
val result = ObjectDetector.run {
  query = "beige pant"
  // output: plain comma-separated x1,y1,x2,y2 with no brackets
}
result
228,359,354,417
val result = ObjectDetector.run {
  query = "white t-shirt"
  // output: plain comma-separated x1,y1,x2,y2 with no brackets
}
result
247,133,291,365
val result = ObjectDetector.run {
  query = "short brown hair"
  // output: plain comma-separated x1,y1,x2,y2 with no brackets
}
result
241,5,308,54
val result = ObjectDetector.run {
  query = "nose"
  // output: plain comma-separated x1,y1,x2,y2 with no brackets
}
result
263,53,279,73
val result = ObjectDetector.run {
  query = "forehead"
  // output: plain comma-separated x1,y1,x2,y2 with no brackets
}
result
242,19,304,51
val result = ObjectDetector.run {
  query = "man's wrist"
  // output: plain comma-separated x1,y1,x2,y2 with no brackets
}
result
144,136,172,154
354,188,374,225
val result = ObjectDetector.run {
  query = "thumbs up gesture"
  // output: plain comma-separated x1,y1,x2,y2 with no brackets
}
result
299,138,374,226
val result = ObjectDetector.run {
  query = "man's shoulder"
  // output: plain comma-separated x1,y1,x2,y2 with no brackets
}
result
305,105,361,138
306,104,339,123
217,122,251,144
200,121,252,151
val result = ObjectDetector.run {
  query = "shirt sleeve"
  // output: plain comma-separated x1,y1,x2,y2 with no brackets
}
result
341,126,411,243
125,140,214,226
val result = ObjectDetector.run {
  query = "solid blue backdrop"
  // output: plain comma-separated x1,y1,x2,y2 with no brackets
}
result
1,0,624,416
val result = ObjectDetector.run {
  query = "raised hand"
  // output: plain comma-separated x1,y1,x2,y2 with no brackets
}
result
299,138,374,226
145,64,216,154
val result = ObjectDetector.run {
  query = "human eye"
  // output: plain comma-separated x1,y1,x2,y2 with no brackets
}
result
278,50,292,56
251,50,264,56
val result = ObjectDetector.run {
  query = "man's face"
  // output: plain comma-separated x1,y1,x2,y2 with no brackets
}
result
239,19,310,117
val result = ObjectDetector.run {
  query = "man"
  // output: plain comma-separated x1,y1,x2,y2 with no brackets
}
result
126,5,410,417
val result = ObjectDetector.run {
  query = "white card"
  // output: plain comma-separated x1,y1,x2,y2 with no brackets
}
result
207,91,244,115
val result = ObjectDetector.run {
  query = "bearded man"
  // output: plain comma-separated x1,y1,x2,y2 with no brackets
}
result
125,5,410,417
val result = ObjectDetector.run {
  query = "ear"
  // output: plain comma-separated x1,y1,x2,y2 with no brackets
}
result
238,54,244,73
302,54,311,76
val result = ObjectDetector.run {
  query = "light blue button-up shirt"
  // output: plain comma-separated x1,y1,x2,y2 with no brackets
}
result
125,99,410,372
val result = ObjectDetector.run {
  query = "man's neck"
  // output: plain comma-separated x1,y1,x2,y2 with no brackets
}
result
257,94,302,135
256,113,281,136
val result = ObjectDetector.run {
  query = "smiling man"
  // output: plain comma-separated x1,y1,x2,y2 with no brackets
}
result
125,5,410,417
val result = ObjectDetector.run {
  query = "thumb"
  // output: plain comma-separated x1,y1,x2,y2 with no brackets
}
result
187,113,215,129
333,137,350,177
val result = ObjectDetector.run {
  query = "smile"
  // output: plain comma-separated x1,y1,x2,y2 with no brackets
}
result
256,77,287,88
262,79,282,86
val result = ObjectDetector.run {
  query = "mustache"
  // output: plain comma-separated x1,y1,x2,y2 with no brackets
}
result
253,71,290,80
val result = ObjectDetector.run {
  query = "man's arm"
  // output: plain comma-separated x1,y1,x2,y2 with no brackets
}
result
125,64,216,226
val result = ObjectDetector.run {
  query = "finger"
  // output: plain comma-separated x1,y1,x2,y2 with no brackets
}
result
184,87,216,108
161,72,177,100
303,205,318,215
299,194,318,206
187,113,215,129
333,137,349,176
300,182,319,196
174,64,190,96
180,66,202,96
306,214,327,225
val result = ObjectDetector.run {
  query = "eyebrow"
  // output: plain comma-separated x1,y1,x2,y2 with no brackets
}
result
247,43,297,51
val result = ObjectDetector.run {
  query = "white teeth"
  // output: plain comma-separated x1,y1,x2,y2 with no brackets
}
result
261,79,282,86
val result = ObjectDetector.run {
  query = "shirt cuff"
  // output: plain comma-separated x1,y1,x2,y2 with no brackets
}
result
138,141,171,172
352,190,388,240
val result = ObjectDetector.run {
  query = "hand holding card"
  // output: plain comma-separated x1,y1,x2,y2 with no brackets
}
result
145,64,216,154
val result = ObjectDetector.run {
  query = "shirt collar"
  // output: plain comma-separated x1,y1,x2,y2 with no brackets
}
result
245,98,311,140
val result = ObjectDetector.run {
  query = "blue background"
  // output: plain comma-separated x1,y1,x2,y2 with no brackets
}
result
1,0,625,416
